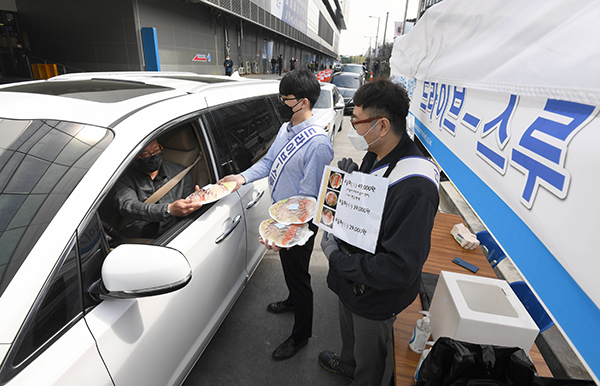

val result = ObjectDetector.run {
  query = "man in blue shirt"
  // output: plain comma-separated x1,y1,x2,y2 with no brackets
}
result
222,70,334,360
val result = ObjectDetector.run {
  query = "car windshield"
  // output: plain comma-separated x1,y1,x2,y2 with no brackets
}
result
314,89,332,109
343,65,363,74
0,119,113,296
332,76,360,89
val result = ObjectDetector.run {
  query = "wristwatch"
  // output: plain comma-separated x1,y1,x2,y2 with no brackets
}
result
165,205,171,219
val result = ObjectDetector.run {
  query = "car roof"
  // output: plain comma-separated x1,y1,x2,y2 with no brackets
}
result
332,72,361,78
0,72,277,129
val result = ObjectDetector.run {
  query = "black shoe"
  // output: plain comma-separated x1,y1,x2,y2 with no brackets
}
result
267,300,294,314
318,351,354,380
272,337,308,361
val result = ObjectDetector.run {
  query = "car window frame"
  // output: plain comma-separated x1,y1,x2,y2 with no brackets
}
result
153,115,219,246
101,113,219,248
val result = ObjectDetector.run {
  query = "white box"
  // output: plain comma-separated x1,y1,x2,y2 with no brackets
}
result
429,271,539,351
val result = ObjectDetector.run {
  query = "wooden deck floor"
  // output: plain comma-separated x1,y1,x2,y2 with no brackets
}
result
393,212,552,385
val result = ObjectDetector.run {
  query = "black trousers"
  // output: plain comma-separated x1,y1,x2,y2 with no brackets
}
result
278,222,318,342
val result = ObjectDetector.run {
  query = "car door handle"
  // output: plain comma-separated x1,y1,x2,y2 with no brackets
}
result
215,214,242,244
245,190,265,209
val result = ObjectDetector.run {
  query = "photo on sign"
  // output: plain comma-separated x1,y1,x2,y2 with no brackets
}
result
325,190,338,209
321,208,335,228
328,172,343,191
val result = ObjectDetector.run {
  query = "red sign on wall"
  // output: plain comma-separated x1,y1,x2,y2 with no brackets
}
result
193,54,211,62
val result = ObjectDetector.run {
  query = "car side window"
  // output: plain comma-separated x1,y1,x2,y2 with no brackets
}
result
11,238,82,366
97,120,212,246
204,112,235,177
207,97,280,174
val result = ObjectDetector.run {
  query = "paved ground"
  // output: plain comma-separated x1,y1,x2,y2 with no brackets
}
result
183,117,398,386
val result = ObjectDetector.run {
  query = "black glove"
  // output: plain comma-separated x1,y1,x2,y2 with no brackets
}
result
320,232,339,260
337,157,358,173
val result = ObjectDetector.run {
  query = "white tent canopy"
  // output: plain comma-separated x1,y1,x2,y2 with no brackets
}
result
391,0,600,105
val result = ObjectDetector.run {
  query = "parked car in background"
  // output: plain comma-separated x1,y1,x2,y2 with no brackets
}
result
312,83,345,142
0,72,283,386
329,72,364,115
341,63,366,78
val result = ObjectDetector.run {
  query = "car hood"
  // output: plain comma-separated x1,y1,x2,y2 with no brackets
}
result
338,88,357,97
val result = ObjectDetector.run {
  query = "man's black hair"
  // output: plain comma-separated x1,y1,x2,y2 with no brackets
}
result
279,69,320,108
353,78,410,136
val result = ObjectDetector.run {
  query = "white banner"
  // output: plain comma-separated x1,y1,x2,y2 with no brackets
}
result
315,166,388,253
390,0,600,380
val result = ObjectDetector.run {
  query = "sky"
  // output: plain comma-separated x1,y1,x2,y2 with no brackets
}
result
338,0,419,56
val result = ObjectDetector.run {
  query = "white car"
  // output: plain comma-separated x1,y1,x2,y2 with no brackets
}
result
0,72,284,385
312,83,345,142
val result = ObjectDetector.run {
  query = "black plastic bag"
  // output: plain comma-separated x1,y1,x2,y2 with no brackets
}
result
415,337,595,386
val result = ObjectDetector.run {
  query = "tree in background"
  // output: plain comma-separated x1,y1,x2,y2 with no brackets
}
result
377,41,393,78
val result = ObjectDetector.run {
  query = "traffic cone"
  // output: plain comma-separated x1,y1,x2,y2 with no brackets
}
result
369,71,373,81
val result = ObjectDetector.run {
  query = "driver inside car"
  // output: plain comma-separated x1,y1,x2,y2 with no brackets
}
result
110,140,203,239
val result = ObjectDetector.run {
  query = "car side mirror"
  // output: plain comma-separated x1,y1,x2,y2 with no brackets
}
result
334,100,345,110
89,244,192,300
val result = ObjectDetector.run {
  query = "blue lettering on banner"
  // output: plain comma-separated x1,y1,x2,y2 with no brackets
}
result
482,94,517,147
443,86,466,134
462,112,481,132
435,84,449,128
447,86,466,119
477,141,506,171
391,75,416,99
420,81,429,112
475,94,518,174
414,79,599,210
427,83,435,115
429,83,438,122
510,99,596,209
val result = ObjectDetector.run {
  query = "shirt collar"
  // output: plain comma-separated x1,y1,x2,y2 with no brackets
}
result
286,115,317,135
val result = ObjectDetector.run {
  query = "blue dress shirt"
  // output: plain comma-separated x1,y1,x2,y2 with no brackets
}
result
241,115,334,202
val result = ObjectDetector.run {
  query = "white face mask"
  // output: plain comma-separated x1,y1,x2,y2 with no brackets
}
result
347,118,382,151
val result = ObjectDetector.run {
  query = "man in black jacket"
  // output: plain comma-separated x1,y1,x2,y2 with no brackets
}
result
319,79,439,385
111,140,202,239
224,55,233,76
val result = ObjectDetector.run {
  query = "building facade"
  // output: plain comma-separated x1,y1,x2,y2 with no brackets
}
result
2,0,346,76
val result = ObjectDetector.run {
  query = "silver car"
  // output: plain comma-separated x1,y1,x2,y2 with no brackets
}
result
0,72,282,385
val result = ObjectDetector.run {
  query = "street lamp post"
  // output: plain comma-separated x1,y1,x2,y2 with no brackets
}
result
368,15,381,70
402,0,410,34
364,36,374,59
